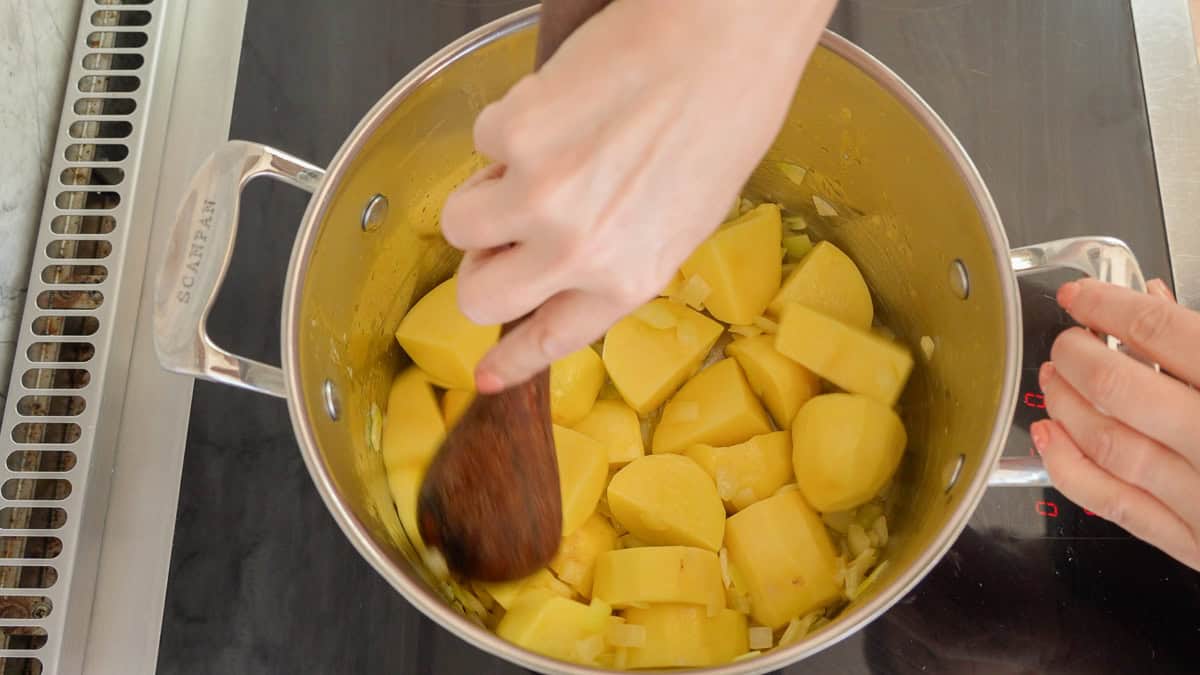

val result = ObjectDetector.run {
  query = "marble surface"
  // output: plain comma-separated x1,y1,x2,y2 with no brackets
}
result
0,0,82,414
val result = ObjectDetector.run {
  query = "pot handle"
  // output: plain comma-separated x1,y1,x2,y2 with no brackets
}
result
153,140,325,398
989,236,1148,487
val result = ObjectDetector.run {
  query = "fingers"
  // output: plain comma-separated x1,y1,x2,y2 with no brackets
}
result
474,290,626,393
1032,419,1200,570
1058,278,1200,386
440,165,535,251
455,244,565,326
1147,277,1175,302
1039,362,1200,527
1050,327,1200,467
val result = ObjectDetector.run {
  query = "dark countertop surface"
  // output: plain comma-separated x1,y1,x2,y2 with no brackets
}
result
158,2,1196,674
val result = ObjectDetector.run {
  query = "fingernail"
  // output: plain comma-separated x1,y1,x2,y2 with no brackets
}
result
1030,420,1049,455
1057,281,1081,310
1148,278,1175,302
1039,361,1056,389
475,368,504,394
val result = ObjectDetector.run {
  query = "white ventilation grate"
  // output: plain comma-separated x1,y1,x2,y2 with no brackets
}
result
0,1,164,672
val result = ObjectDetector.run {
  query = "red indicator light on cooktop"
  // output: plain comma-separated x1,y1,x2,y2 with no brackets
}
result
1023,392,1046,409
1036,500,1059,517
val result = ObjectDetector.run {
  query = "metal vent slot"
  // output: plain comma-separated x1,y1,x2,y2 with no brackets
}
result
18,370,89,391
50,215,116,235
72,97,135,116
77,75,139,93
45,241,111,260
0,629,48,651
14,399,85,419
60,167,125,187
29,317,98,338
0,510,66,532
81,53,143,71
0,540,59,560
95,0,152,4
25,342,96,365
52,192,119,210
1,657,41,674
85,31,146,49
63,143,127,162
39,266,107,285
0,568,58,590
9,426,80,446
0,482,71,504
34,291,104,311
89,10,150,26
67,121,131,139
5,454,74,474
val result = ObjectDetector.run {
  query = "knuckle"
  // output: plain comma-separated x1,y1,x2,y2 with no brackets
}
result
1122,439,1159,488
1128,301,1173,348
1094,493,1129,528
1084,424,1117,469
455,276,495,325
1088,363,1124,407
530,320,572,364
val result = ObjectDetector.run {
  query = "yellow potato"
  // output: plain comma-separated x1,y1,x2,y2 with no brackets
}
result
496,590,611,665
592,546,725,612
482,568,576,611
551,347,606,426
550,514,618,598
685,431,794,512
606,454,725,551
386,465,426,553
792,393,907,511
724,490,841,628
381,367,445,471
767,241,873,329
394,277,499,390
602,299,724,415
571,399,645,467
441,389,473,427
725,334,820,429
775,303,914,406
680,203,782,324
621,605,749,669
554,425,610,536
652,359,772,455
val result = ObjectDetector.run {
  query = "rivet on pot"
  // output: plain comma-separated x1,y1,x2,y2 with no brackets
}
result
361,193,389,232
944,453,966,493
949,259,970,300
322,379,341,421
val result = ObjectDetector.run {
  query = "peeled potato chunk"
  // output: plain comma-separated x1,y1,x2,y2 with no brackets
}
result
602,299,724,415
572,399,645,467
387,465,426,554
554,425,610,536
592,546,725,612
685,431,793,512
482,568,576,611
394,277,500,390
441,389,473,427
680,203,782,324
496,590,612,665
551,347,606,426
791,393,906,512
767,241,873,329
607,454,725,551
724,490,841,628
652,359,772,455
550,513,618,598
621,604,749,669
725,334,820,429
775,303,914,406
382,367,445,471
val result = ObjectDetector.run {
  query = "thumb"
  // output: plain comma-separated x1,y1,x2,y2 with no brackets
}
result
474,290,627,393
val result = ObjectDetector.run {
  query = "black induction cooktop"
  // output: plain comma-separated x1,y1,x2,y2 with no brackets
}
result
157,2,1200,673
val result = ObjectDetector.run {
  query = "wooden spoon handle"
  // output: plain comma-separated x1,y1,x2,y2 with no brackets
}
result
536,0,614,68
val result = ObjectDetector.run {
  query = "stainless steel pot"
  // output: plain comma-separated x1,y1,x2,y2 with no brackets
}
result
153,7,1147,673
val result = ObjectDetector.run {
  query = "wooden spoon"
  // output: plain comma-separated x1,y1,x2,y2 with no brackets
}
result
417,0,615,582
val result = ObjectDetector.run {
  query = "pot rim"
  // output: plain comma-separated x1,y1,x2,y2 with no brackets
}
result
280,6,1022,673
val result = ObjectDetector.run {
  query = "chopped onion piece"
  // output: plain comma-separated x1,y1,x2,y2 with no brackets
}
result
748,626,775,650
778,162,809,186
920,335,936,361
783,214,810,231
367,403,383,453
856,503,884,528
821,509,853,534
719,548,732,588
813,195,839,217
739,197,757,215
679,274,712,310
575,634,607,663
633,303,678,330
783,234,814,260
872,515,889,548
729,323,764,338
847,523,871,558
752,315,779,334
730,589,752,615
606,622,647,648
734,650,763,662
855,560,890,599
845,548,879,599
423,549,450,580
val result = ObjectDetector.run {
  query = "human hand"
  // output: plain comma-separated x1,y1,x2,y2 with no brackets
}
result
1034,277,1200,570
440,0,836,393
